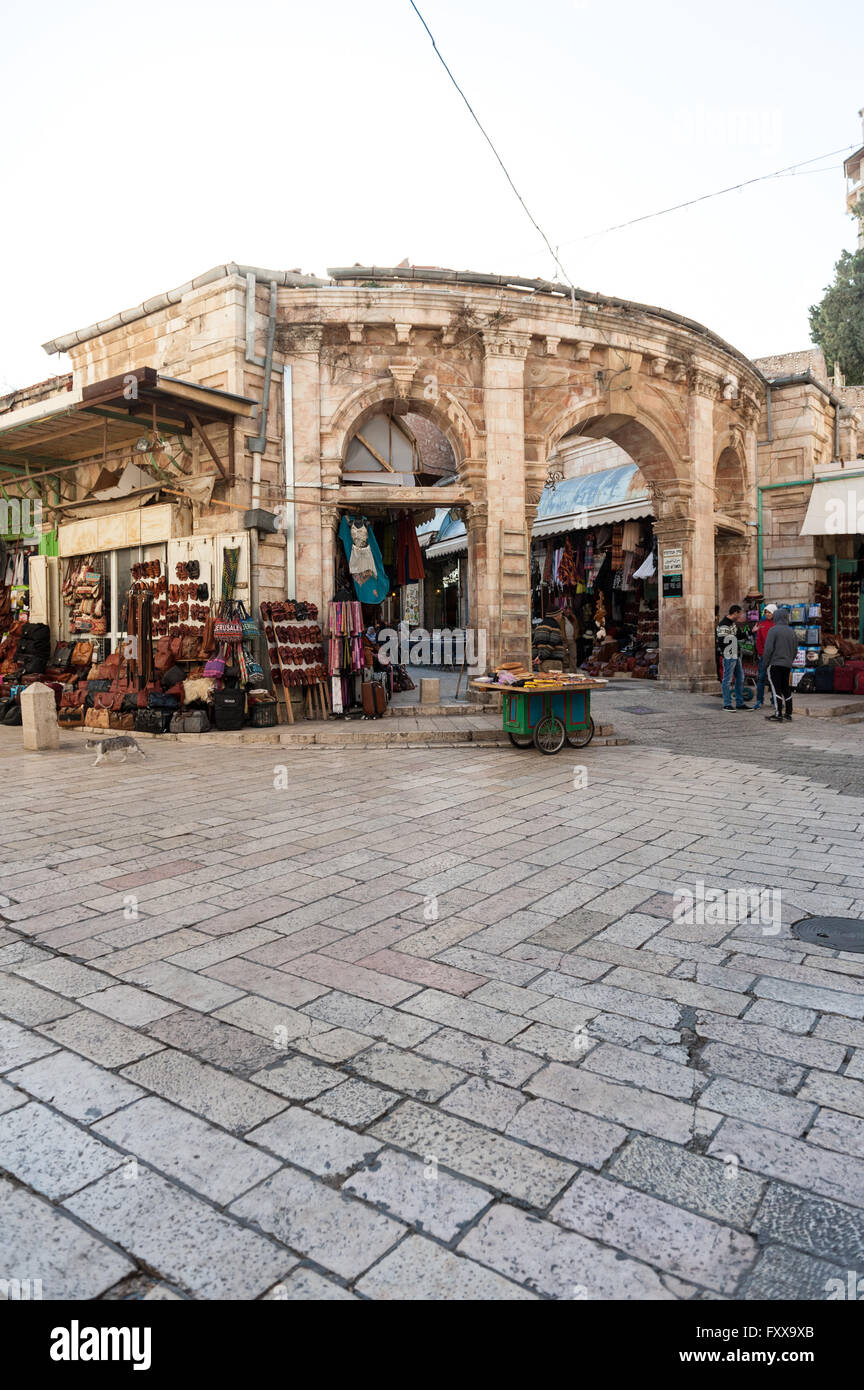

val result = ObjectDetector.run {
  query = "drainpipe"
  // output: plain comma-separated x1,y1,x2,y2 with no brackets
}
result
283,364,295,599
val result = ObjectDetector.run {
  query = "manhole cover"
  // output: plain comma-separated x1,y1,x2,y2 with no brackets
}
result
620,706,657,715
791,916,864,952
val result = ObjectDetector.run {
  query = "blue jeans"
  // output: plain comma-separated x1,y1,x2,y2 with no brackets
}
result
722,657,744,708
755,657,767,705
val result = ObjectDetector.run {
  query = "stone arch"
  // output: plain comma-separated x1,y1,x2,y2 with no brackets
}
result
326,377,478,482
539,397,690,497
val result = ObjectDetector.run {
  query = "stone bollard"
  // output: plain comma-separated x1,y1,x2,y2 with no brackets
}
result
420,677,440,706
21,682,60,752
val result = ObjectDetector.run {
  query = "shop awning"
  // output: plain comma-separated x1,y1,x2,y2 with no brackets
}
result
532,462,652,538
800,476,864,535
0,367,256,493
424,509,467,558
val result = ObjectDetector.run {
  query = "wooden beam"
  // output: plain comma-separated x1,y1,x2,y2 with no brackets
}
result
355,431,394,472
189,413,228,481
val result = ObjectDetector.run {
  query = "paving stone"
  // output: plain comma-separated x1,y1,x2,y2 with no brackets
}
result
94,1094,281,1203
344,1147,492,1240
695,1012,846,1072
609,1134,766,1225
6,1049,144,1125
36,1007,164,1068
418,1027,542,1087
0,1176,133,1299
250,1054,343,1102
752,1182,864,1268
213,994,329,1047
350,1041,464,1102
0,971,78,1026
399,988,526,1044
97,929,209,977
438,945,545,987
369,1099,574,1206
798,1069,864,1119
513,1021,593,1063
15,957,116,998
441,1075,525,1130
145,1008,282,1075
205,957,328,1007
308,1078,400,1127
356,1232,534,1300
552,1170,756,1295
122,1049,286,1134
506,1097,626,1168
698,1077,817,1137
120,960,245,1012
357,948,486,996
230,1166,403,1280
807,1106,864,1158
526,1061,696,1143
303,991,439,1048
699,1041,804,1094
752,974,864,1021
86,983,179,1027
530,977,680,1029
247,1107,382,1178
268,1268,357,1300
66,1166,289,1299
281,952,421,1006
740,1244,848,1301
741,998,817,1034
708,1118,864,1209
165,927,281,972
581,1040,696,1099
0,1102,123,1200
0,1079,26,1114
291,1025,372,1064
0,1017,58,1072
458,1203,685,1300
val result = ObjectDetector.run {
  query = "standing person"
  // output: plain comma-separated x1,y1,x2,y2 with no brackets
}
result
763,607,798,722
752,603,777,710
716,604,747,711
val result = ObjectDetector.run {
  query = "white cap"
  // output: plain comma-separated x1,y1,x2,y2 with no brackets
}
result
765,603,777,614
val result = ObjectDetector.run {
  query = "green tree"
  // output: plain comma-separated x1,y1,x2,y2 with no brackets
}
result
809,242,864,386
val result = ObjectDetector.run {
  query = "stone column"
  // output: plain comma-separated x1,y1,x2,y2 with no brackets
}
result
21,683,59,751
481,331,531,667
715,534,754,610
289,328,324,607
653,372,719,689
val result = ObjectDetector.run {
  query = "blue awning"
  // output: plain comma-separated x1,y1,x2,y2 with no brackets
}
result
533,462,652,537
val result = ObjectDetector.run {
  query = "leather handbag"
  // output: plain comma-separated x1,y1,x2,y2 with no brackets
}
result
52,643,74,671
134,708,169,735
71,640,94,668
58,705,85,727
160,663,185,690
108,711,135,731
84,707,111,729
148,692,179,710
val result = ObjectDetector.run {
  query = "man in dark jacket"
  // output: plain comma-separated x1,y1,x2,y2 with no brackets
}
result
763,607,798,721
716,605,747,710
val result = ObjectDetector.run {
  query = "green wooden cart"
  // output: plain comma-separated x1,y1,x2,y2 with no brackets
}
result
471,679,605,754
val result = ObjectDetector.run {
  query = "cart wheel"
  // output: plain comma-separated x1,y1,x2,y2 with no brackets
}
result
508,733,534,749
566,717,595,749
533,714,566,754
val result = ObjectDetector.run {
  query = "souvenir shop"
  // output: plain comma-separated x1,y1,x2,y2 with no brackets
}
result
0,512,321,733
327,509,425,717
531,469,660,679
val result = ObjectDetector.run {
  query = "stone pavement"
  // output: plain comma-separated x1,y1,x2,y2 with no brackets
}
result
1,688,864,1301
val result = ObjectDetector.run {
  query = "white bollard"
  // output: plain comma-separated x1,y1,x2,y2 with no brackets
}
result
21,683,60,752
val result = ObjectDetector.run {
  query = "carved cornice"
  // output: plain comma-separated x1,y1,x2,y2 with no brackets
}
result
388,359,418,398
688,368,722,400
482,330,531,360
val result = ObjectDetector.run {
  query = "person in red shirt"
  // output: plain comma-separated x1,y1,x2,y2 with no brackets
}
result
753,603,776,710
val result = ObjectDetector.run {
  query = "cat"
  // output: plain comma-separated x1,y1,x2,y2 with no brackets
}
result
85,736,147,766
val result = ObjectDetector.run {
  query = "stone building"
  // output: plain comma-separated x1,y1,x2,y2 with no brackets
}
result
3,258,860,687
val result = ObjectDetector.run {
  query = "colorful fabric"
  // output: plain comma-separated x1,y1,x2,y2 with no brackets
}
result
338,516,389,604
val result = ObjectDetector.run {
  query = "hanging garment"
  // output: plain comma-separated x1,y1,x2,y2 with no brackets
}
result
633,550,656,581
611,523,624,571
338,516,389,604
621,520,641,553
557,537,578,587
396,512,425,585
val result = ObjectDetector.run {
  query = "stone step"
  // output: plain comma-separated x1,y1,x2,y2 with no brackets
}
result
62,722,621,750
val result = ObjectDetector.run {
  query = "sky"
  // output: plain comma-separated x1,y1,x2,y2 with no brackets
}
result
1,0,862,393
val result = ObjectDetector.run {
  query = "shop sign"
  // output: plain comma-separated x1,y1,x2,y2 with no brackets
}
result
661,546,683,575
662,573,683,598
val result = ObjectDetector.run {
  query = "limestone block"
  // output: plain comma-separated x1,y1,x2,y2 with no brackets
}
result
420,678,440,705
21,683,59,752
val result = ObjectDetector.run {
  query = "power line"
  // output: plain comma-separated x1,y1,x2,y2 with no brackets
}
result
408,1,574,290
571,145,856,244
